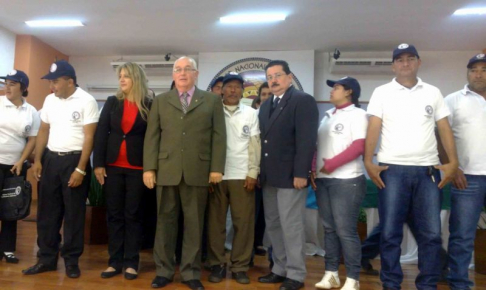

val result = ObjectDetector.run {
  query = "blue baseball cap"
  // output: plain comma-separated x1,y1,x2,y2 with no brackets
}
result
210,76,224,89
223,72,244,86
327,76,361,99
41,60,76,80
0,69,29,88
392,43,420,61
467,53,486,68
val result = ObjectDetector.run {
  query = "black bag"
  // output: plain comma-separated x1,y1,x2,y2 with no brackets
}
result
0,176,32,221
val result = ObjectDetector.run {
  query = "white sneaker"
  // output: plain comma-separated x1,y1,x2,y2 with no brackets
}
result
315,271,340,289
341,277,360,290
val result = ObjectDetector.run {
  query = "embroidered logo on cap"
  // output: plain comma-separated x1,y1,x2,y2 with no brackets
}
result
398,43,409,49
229,71,238,75
425,105,433,115
340,76,348,80
50,63,57,73
9,70,17,76
477,54,485,59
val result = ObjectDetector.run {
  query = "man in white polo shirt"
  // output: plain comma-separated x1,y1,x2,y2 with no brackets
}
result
441,53,486,290
22,60,99,278
207,72,260,285
364,44,458,290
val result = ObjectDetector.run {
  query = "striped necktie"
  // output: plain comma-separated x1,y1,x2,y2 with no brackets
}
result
181,92,189,114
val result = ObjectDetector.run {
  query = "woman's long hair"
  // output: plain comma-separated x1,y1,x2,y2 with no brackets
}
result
115,62,150,120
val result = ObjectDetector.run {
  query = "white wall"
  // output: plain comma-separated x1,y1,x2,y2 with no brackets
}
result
0,26,16,78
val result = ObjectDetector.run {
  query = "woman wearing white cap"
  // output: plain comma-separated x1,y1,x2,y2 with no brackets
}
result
311,77,368,290
0,69,40,263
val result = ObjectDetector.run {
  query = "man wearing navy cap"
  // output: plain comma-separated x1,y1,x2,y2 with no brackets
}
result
22,60,99,278
365,44,458,289
441,53,486,290
210,76,224,96
206,72,260,285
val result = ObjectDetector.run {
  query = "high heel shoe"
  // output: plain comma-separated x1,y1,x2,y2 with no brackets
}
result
1,252,19,264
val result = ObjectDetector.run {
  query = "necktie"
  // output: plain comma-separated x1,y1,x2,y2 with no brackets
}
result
181,92,189,114
270,97,280,116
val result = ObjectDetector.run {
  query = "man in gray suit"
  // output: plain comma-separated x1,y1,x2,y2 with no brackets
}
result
257,60,319,290
143,56,226,290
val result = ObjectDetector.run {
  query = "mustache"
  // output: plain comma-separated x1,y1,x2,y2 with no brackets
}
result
271,83,279,87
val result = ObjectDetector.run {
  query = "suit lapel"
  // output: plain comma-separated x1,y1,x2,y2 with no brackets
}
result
264,86,294,137
185,87,205,114
167,90,183,112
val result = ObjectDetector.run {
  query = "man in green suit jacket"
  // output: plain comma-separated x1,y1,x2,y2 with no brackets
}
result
143,56,226,290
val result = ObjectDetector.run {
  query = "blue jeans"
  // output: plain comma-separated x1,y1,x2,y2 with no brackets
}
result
315,175,366,280
378,164,442,290
447,174,486,290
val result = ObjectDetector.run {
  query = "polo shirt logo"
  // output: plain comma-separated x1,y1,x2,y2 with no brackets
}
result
334,123,344,132
71,111,81,123
242,125,250,136
25,125,31,133
425,105,433,115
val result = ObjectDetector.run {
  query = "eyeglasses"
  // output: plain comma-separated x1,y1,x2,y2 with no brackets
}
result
173,67,197,74
266,72,286,81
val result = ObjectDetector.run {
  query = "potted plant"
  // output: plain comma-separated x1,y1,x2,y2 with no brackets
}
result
474,207,486,275
84,170,108,244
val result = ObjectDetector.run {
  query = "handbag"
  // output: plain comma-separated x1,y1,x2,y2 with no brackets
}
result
0,176,32,221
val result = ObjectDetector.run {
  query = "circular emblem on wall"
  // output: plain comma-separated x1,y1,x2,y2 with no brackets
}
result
334,123,344,131
72,111,81,120
207,57,304,106
398,43,409,49
50,63,57,72
425,105,433,115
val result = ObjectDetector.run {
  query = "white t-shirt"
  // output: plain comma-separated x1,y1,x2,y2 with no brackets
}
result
223,104,260,180
0,96,40,165
367,78,450,166
317,105,368,179
445,85,486,175
40,88,99,152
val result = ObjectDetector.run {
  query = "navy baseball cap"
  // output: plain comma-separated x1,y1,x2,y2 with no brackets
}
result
41,60,76,80
210,76,224,89
0,69,29,88
467,53,486,68
223,72,244,86
392,43,420,61
327,76,361,99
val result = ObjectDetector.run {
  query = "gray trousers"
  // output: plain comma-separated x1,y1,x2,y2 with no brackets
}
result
263,185,307,282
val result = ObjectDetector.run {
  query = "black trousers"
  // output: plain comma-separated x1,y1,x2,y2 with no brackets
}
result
105,166,144,269
0,164,17,252
37,150,91,267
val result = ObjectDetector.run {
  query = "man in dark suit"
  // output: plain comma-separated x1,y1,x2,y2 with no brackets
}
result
257,60,319,290
143,56,226,290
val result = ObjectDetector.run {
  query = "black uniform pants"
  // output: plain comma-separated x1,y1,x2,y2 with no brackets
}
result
0,164,17,253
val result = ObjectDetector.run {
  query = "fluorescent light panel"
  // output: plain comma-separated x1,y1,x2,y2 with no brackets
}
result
453,7,486,15
25,20,84,27
220,13,286,24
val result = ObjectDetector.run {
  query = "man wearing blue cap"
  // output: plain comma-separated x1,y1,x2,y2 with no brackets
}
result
206,72,260,285
365,44,458,290
441,53,486,290
210,76,224,96
22,60,99,278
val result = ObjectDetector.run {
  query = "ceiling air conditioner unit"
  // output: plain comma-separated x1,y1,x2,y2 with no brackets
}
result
110,61,175,70
329,58,393,75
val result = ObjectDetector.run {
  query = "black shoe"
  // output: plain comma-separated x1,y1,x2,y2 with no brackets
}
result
232,272,250,284
1,252,19,264
269,260,274,269
279,278,304,290
66,265,81,278
125,269,138,280
361,259,379,276
258,272,286,283
101,268,122,278
255,247,267,256
182,279,205,290
208,265,226,283
151,276,172,288
22,263,57,275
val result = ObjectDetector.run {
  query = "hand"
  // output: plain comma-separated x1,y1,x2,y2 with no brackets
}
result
293,177,308,189
244,176,257,192
435,162,459,189
319,158,331,175
451,169,468,190
94,167,107,185
365,162,388,189
32,162,42,181
310,171,317,191
10,161,24,176
143,170,156,189
209,172,223,184
68,170,84,188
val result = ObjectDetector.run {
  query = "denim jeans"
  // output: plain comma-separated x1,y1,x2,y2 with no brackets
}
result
447,174,486,290
378,164,442,290
315,175,366,280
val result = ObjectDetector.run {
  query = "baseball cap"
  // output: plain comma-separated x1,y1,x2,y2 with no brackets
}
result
0,69,29,88
467,53,486,68
392,43,420,61
210,76,224,90
41,60,76,80
223,72,244,86
326,76,361,99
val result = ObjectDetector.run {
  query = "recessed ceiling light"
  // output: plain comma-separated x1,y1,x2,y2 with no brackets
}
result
453,7,486,15
220,13,286,24
25,20,84,27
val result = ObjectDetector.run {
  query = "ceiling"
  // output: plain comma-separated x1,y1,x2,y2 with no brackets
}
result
0,0,485,56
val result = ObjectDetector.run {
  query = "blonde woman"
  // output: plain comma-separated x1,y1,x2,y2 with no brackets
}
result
93,62,152,280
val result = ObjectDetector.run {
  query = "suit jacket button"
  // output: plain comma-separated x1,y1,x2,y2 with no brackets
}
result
264,140,268,143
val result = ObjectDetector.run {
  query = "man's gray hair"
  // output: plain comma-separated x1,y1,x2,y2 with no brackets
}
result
174,56,198,70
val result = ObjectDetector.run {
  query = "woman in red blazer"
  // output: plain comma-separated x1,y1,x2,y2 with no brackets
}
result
93,62,152,280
